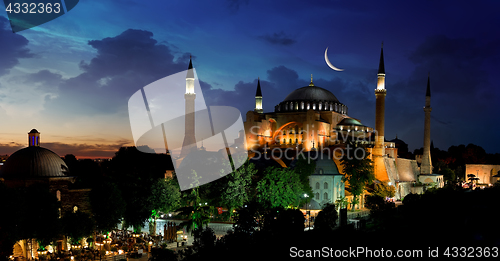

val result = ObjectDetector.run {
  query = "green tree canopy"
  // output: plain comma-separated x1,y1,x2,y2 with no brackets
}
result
221,160,257,215
341,146,375,211
256,166,303,209
292,157,315,207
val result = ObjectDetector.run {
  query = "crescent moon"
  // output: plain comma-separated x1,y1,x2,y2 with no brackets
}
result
325,47,344,71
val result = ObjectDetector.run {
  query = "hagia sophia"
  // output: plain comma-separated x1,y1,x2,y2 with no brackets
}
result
242,46,444,210
0,46,445,259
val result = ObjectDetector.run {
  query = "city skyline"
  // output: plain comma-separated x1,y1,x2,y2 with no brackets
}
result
0,0,499,158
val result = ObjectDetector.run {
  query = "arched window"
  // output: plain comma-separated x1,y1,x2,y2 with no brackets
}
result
307,103,310,110
324,182,328,189
315,182,320,189
315,193,319,200
335,103,338,112
318,169,323,174
301,102,304,110
56,190,61,201
312,103,316,110
319,102,322,110
324,192,328,200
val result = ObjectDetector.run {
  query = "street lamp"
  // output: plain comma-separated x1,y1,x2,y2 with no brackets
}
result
304,193,310,229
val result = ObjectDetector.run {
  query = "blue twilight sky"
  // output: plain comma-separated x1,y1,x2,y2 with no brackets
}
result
0,0,499,158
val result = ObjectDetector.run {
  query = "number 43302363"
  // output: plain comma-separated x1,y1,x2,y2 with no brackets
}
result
6,2,61,14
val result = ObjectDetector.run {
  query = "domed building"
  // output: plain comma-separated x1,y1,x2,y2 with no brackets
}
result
244,76,375,153
242,46,431,211
0,129,91,258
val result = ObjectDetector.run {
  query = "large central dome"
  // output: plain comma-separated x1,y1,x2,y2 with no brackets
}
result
274,81,347,114
283,85,340,103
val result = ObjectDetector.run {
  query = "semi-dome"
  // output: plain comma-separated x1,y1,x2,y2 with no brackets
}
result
0,146,70,179
274,79,348,114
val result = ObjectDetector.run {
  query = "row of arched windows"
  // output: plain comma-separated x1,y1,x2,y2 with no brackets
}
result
314,192,329,200
315,182,328,189
275,101,347,114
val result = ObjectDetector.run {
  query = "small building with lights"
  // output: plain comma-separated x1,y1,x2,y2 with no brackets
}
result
0,129,91,259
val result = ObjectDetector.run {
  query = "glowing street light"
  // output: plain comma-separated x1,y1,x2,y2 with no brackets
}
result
303,193,311,229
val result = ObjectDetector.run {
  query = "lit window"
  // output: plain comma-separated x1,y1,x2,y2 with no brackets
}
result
73,206,78,213
56,190,61,201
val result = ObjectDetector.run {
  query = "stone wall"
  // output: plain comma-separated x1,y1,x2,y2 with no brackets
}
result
396,158,419,182
465,164,500,184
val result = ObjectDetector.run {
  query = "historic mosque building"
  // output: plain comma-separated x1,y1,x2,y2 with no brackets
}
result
0,129,91,259
243,46,443,210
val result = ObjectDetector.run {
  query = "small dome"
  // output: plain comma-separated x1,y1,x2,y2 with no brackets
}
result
313,152,340,175
0,146,70,179
337,118,363,126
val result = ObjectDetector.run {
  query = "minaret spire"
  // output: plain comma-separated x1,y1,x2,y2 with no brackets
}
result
378,42,385,75
254,77,263,113
426,72,431,97
373,43,389,181
180,56,197,158
421,74,433,174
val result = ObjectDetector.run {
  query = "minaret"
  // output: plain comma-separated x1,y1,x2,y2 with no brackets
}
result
421,74,433,174
373,43,389,181
254,77,263,113
28,129,40,147
180,57,197,158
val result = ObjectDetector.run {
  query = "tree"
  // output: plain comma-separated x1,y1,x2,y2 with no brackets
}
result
314,203,338,232
292,157,316,207
148,177,181,235
341,146,375,211
372,181,395,198
178,188,211,234
467,174,479,187
61,211,94,245
256,166,303,209
233,202,260,235
106,146,173,231
221,160,256,218
439,167,456,183
89,180,125,233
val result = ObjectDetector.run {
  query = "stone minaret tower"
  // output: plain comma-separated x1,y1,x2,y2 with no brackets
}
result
373,44,389,181
180,57,197,158
254,78,263,113
28,129,40,147
421,74,433,174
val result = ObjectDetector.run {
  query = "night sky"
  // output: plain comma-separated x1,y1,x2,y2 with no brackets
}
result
0,0,499,158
